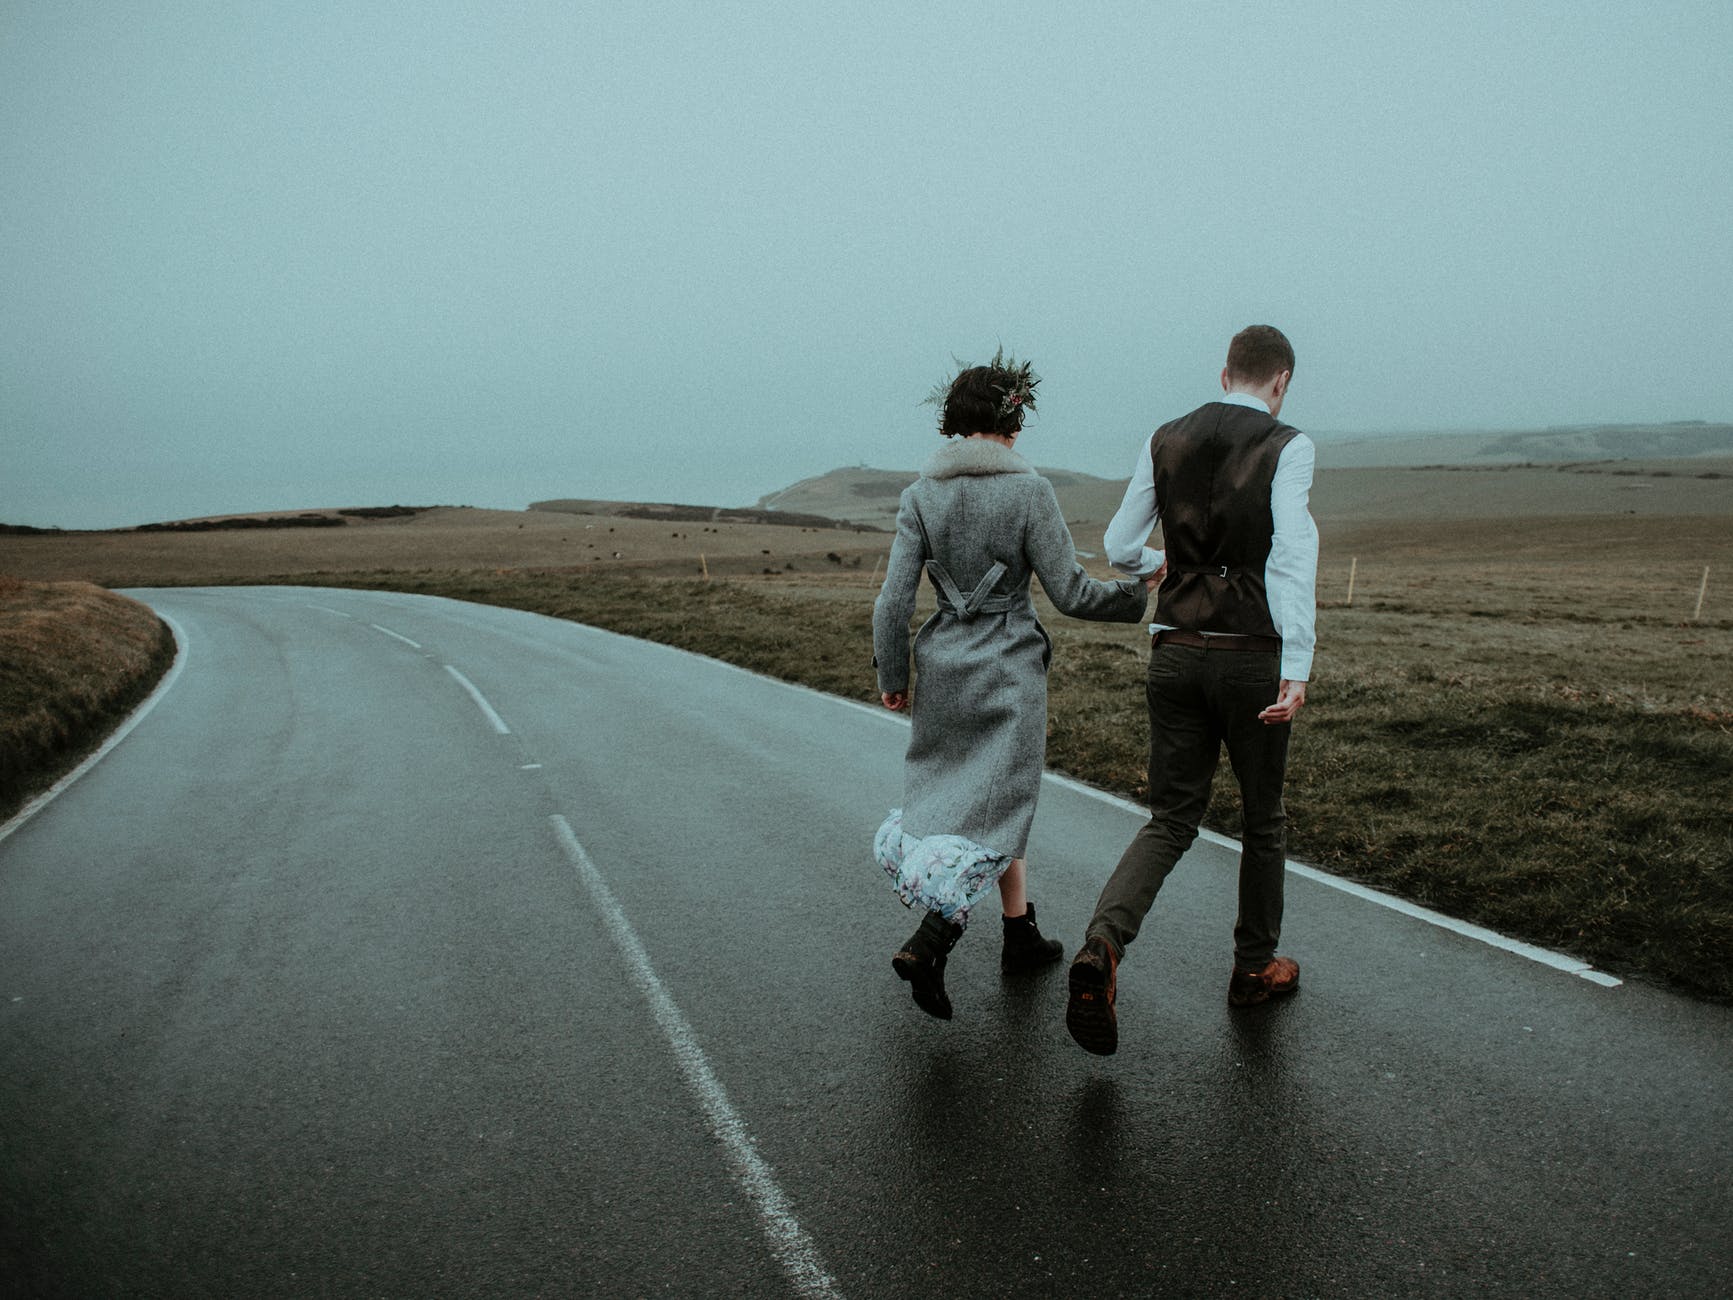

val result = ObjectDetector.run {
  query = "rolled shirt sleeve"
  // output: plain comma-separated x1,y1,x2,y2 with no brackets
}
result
1102,433,1166,579
1265,433,1319,682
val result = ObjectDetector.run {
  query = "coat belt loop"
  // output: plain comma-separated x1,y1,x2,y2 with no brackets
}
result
926,560,1010,619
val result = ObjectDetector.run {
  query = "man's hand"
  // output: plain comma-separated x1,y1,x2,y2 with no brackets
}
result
882,691,908,711
1143,561,1168,592
1258,679,1307,725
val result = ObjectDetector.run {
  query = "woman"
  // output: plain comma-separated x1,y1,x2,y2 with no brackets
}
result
873,351,1153,1020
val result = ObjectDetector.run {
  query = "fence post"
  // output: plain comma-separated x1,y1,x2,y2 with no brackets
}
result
1694,565,1710,621
699,552,709,581
1346,556,1358,607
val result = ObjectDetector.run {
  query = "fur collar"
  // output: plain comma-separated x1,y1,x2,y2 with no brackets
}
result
921,437,1036,480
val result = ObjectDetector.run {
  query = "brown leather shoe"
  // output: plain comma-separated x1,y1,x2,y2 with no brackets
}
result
1228,956,1300,1007
1065,936,1119,1055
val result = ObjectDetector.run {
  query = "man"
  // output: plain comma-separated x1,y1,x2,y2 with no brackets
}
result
1066,325,1318,1056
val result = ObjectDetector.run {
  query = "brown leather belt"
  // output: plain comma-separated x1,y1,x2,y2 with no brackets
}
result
1152,629,1280,653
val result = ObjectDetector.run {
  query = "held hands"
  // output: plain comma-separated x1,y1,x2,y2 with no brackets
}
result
1142,561,1168,593
1258,680,1307,725
881,691,909,711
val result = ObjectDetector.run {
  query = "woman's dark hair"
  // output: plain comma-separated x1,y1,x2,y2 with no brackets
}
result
928,349,1040,437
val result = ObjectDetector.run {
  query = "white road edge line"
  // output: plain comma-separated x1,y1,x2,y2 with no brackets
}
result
443,665,511,734
1043,772,1623,987
304,603,354,618
369,623,423,649
294,598,1623,991
549,816,842,1298
573,626,1624,989
0,612,190,847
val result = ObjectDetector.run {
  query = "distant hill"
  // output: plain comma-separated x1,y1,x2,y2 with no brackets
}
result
0,505,435,536
754,465,1127,531
530,498,883,532
1314,421,1733,468
434,422,1733,542
747,424,1733,531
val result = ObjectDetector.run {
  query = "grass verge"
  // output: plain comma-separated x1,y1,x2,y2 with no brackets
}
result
0,577,176,825
206,567,1731,1001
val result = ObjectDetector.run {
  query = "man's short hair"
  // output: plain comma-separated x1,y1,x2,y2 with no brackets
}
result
1225,325,1295,385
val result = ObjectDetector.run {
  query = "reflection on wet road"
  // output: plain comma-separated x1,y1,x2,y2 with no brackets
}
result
1,586,1727,1297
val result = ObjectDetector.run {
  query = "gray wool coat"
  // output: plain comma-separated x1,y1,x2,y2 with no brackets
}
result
873,437,1149,858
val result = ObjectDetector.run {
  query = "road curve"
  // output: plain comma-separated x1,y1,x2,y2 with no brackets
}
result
1,586,1727,1299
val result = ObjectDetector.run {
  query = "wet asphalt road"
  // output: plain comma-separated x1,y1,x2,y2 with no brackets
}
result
1,586,1728,1299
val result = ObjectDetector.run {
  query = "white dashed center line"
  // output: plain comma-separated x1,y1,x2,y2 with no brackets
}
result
549,815,842,1298
443,666,511,734
369,623,422,649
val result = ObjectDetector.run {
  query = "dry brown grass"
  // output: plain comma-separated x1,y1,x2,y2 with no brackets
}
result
222,509,1731,998
5,456,1728,589
0,577,175,822
0,506,887,588
2,488,1729,996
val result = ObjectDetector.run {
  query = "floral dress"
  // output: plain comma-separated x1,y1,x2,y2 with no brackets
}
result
874,807,1009,926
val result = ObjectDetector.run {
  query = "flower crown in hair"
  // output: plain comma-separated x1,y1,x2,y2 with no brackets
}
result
922,346,1041,432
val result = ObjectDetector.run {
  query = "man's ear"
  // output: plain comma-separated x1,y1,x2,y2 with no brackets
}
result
1273,370,1292,400
1220,366,1232,393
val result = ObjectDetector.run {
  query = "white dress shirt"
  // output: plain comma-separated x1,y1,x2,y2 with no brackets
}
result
1103,392,1319,681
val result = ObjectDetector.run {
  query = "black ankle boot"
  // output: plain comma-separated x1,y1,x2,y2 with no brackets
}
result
1001,901,1064,973
892,911,963,1020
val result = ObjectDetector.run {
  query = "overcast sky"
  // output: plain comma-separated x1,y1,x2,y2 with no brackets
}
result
4,1,1731,529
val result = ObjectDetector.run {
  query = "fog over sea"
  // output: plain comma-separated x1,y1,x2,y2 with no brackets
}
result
5,3,1731,531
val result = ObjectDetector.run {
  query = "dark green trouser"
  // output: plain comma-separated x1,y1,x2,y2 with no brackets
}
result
1087,642,1291,971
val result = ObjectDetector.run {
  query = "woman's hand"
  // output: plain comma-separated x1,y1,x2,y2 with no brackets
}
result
881,691,909,711
1143,561,1168,592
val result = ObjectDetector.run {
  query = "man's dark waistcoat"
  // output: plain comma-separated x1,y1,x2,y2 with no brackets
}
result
1151,401,1299,638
